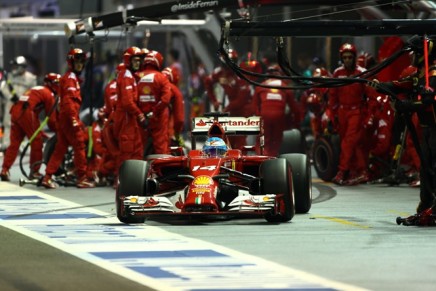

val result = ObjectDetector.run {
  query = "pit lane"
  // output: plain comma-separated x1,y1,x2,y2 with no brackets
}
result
0,158,431,291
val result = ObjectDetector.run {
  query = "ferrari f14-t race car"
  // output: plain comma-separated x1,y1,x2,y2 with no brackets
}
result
116,113,311,223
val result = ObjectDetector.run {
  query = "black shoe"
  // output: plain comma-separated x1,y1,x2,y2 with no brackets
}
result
0,169,10,181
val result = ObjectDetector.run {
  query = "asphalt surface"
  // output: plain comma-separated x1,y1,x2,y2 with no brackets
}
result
1,156,435,291
0,226,155,291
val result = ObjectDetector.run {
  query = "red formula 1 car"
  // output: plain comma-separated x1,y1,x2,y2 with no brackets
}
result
116,113,311,224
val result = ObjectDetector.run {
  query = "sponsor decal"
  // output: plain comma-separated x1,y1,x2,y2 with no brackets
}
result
171,1,219,13
191,188,210,194
142,197,158,207
139,95,155,102
227,119,260,127
195,119,207,126
140,73,156,83
191,176,213,194
142,86,151,94
193,176,213,186
266,92,282,100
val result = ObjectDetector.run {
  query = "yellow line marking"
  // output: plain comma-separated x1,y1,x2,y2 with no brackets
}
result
310,215,371,229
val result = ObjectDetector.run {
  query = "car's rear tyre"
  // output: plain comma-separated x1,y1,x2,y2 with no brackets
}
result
260,158,295,222
312,134,340,181
116,159,150,223
279,129,306,155
279,153,312,213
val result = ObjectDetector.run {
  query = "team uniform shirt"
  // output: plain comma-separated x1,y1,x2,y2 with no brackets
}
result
253,78,302,156
111,68,144,175
2,85,56,174
45,70,89,179
136,68,172,154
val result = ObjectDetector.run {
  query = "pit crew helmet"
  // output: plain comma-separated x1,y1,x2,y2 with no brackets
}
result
203,137,228,157
339,43,357,57
67,48,87,71
312,67,331,78
144,50,164,70
122,46,144,71
399,65,417,80
357,51,375,69
43,72,61,93
219,48,239,65
266,64,282,75
228,49,239,62
306,91,324,115
162,67,180,85
10,56,27,75
10,56,27,67
240,59,263,81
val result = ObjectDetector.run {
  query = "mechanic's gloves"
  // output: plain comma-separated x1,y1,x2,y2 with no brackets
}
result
137,112,154,129
420,87,435,105
10,94,19,104
321,110,336,135
174,134,185,147
71,117,83,133
137,113,148,128
393,99,413,113
368,79,390,95
368,79,379,89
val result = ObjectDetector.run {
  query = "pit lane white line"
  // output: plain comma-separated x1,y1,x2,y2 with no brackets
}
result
0,184,368,291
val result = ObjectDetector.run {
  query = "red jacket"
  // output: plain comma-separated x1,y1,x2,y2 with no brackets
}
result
204,66,250,113
169,83,185,134
103,79,117,117
115,68,142,118
328,65,373,110
136,68,172,115
59,71,83,128
253,78,302,121
15,85,57,130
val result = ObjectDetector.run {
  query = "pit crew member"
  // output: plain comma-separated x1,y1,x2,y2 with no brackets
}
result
42,48,96,189
0,73,59,181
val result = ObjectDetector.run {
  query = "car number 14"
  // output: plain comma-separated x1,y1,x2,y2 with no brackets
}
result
192,165,217,171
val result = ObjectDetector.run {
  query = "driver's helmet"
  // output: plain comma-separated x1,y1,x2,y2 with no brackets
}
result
203,137,228,157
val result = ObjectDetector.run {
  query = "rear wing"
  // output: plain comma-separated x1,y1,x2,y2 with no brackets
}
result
191,116,262,136
190,115,264,152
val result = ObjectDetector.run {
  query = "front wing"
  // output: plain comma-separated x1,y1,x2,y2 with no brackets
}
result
121,192,277,218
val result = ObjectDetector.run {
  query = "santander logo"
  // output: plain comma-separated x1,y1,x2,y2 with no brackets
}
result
196,119,207,126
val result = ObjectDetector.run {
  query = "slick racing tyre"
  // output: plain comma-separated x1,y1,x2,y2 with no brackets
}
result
116,159,150,224
279,153,312,214
279,129,306,156
260,158,295,223
312,134,340,182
